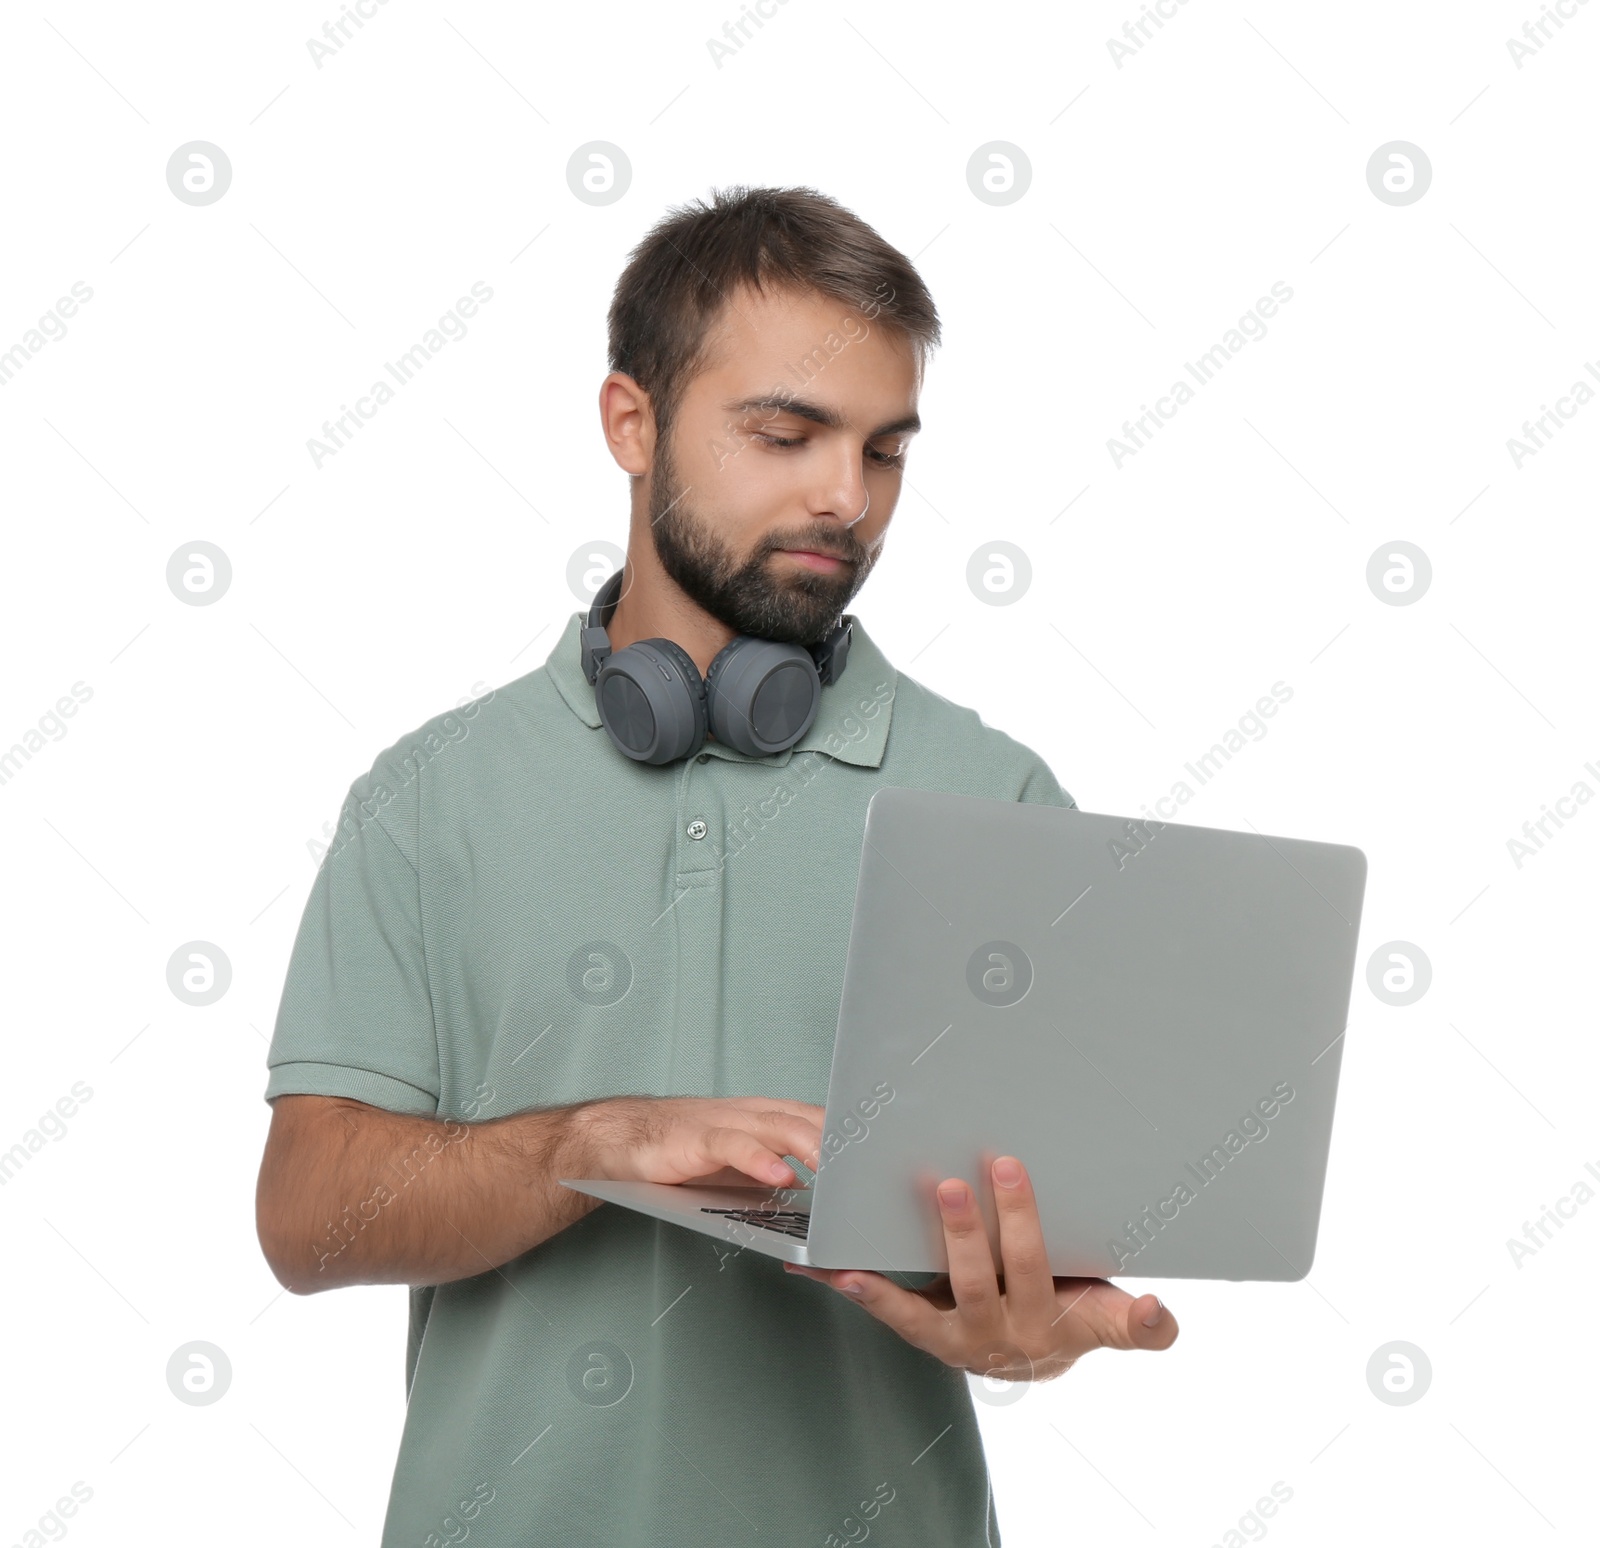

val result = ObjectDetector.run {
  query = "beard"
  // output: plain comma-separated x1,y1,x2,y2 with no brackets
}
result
646,428,877,645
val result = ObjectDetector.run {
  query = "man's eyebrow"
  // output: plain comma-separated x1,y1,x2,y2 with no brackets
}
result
722,395,921,438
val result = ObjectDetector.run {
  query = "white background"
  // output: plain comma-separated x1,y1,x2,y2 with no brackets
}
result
2,1,1596,1544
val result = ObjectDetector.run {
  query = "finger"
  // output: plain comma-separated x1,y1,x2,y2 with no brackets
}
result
1093,1287,1178,1350
679,1163,774,1188
717,1104,825,1168
1051,1279,1179,1353
739,1109,825,1172
700,1125,806,1186
910,1273,956,1311
989,1156,1056,1333
790,1265,958,1312
723,1096,828,1127
788,1266,959,1358
761,1110,826,1162
1127,1292,1179,1350
934,1177,1003,1329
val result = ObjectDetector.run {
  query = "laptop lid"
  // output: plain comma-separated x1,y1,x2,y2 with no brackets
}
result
804,787,1367,1280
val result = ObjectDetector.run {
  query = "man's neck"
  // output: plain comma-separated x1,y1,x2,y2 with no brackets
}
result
605,547,735,680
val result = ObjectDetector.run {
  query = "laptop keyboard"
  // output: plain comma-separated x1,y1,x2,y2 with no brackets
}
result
699,1207,810,1240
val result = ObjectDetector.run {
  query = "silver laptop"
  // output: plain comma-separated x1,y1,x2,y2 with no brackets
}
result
561,786,1367,1282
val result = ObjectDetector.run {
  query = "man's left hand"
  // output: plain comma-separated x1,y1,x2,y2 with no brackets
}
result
784,1155,1178,1381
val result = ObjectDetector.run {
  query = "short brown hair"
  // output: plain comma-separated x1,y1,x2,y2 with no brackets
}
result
607,185,940,447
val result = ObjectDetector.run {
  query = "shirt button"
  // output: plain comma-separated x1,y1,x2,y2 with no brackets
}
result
686,819,708,841
696,752,710,763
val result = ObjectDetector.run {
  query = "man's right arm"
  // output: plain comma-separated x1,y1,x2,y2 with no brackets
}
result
255,1092,824,1295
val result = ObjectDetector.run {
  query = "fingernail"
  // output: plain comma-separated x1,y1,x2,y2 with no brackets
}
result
837,1278,864,1297
1141,1298,1164,1328
992,1157,1022,1189
937,1180,966,1208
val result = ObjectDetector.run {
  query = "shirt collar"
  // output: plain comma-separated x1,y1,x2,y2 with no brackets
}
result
543,607,895,769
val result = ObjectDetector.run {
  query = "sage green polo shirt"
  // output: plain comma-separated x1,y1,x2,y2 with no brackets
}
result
266,605,1076,1548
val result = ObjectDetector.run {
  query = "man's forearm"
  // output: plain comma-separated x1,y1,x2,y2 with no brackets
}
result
257,1095,605,1294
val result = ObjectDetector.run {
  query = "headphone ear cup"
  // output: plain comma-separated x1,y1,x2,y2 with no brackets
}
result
593,637,707,764
705,637,822,756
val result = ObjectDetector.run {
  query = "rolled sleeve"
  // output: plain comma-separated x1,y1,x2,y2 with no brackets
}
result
266,770,442,1115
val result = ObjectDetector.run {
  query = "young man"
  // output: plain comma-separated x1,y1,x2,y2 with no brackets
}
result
256,185,1177,1547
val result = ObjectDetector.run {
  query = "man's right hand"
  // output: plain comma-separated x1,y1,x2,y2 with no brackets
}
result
573,1095,825,1189
256,1091,824,1295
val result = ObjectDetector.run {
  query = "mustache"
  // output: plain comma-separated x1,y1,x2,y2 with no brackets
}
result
768,533,863,563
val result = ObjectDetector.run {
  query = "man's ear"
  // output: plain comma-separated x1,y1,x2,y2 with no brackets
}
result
599,372,655,477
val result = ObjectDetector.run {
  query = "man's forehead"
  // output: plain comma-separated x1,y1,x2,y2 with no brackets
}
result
701,281,912,361
717,277,862,330
692,283,920,426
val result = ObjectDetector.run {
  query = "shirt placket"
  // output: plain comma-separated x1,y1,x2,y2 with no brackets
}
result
665,751,724,1093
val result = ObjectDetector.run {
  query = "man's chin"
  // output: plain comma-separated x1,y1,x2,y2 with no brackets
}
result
756,585,857,635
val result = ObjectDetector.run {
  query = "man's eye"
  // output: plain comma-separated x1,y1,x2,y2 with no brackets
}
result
750,432,905,470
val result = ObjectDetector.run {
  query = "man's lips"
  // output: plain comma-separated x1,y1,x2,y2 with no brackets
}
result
778,547,852,571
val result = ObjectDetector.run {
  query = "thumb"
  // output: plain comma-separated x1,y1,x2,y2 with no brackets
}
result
1128,1293,1178,1349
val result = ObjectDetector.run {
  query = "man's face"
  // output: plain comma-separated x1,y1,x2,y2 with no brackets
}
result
645,282,920,645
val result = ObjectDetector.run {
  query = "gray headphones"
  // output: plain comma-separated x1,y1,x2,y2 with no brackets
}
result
579,567,854,764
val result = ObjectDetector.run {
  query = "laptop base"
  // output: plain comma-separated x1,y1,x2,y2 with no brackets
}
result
559,1178,815,1264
